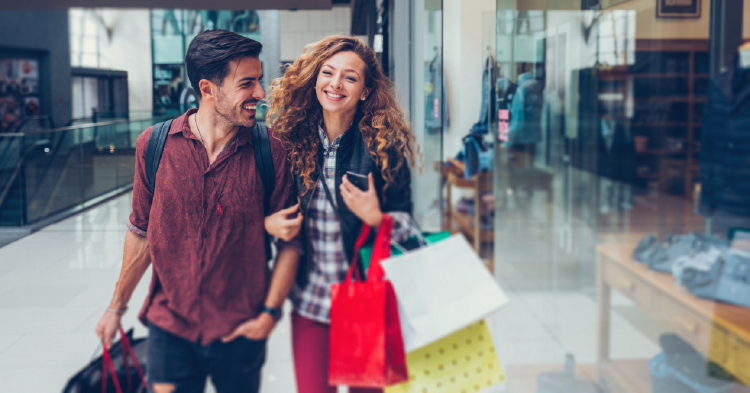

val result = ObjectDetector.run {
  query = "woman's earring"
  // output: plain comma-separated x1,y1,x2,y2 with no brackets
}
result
361,96,366,101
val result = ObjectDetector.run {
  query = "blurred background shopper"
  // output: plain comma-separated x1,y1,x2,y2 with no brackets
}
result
264,35,419,393
94,30,300,393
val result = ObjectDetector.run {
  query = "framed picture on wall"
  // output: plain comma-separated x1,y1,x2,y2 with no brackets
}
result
656,0,701,18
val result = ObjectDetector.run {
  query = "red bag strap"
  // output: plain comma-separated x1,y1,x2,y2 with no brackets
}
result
345,223,372,283
343,214,394,283
101,344,123,393
367,214,394,282
118,328,148,391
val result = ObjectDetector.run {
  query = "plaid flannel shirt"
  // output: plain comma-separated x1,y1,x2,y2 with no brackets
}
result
290,124,412,324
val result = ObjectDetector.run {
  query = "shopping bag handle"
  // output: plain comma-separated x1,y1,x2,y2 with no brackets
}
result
346,214,394,283
118,328,148,392
368,215,394,281
101,343,123,393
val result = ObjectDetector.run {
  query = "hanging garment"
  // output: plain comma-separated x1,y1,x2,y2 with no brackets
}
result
496,77,517,111
508,72,544,145
470,56,496,135
700,55,750,219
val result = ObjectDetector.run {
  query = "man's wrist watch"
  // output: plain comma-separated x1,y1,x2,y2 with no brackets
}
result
261,306,282,322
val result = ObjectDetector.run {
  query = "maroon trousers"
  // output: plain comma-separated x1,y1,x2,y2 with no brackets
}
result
291,312,383,393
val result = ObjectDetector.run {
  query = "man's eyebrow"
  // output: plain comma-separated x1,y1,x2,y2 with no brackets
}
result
237,75,263,83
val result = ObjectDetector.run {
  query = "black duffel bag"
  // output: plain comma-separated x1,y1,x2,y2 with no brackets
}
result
62,328,148,393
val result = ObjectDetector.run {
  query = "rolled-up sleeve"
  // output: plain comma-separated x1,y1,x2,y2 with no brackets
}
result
127,126,155,237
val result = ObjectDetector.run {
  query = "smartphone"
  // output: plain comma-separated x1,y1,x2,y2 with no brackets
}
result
346,171,369,191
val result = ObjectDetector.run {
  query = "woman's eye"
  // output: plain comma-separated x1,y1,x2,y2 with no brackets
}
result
323,71,332,75
347,77,356,82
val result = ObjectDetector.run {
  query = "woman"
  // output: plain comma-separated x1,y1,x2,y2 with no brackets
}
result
264,36,419,393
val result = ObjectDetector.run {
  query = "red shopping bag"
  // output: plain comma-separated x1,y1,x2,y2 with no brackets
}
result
329,214,409,388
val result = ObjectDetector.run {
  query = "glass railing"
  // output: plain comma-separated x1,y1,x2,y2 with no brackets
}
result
68,109,178,126
0,113,176,227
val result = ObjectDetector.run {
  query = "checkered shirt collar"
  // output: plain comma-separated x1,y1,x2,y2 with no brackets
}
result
318,121,353,151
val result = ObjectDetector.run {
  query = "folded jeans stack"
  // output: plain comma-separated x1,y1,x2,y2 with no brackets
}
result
633,232,750,309
680,249,750,308
632,232,728,273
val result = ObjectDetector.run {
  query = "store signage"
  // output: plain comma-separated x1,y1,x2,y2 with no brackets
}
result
498,109,509,143
0,58,40,133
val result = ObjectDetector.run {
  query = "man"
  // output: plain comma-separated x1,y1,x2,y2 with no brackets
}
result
95,30,303,393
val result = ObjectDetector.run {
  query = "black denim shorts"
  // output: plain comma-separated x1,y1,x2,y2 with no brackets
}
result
147,323,267,393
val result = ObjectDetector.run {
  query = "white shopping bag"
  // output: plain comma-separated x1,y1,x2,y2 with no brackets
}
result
381,234,508,352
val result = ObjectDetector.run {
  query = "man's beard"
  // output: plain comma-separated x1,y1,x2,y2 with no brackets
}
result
215,90,256,128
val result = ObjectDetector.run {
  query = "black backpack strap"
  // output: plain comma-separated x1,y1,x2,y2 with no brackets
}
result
145,119,173,195
251,123,275,259
251,123,275,214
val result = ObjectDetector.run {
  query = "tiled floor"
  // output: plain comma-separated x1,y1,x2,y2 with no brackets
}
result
0,190,671,392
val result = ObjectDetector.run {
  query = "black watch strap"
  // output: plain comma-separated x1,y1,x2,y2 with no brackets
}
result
261,306,282,321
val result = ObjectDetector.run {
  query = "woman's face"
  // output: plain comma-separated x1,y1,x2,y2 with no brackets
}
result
315,51,369,118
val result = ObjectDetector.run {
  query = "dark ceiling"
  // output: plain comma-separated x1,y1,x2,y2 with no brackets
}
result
0,0,333,10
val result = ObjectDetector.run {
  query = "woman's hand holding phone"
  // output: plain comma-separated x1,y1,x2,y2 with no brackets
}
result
341,173,383,227
264,203,303,241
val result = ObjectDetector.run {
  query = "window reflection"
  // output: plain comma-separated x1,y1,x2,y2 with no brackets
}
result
431,1,750,390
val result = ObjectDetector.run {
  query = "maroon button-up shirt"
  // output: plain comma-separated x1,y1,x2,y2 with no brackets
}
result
127,109,296,345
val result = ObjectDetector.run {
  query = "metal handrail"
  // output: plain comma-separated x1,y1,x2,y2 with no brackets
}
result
0,113,176,227
0,112,176,137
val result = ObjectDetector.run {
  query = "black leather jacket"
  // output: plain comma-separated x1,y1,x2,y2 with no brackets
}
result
294,122,413,287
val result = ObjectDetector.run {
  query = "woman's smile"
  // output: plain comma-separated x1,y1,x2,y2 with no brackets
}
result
324,90,346,101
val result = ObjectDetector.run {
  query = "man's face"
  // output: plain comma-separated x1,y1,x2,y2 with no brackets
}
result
214,56,265,128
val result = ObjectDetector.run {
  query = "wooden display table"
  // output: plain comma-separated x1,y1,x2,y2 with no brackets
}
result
434,161,493,272
443,171,493,250
597,244,750,392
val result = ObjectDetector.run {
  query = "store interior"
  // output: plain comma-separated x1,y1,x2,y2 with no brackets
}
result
2,0,750,391
428,0,750,391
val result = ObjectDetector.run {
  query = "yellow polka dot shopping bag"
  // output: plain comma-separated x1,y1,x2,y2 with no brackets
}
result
385,320,505,393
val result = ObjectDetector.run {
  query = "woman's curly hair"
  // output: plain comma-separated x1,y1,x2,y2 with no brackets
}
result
266,35,419,197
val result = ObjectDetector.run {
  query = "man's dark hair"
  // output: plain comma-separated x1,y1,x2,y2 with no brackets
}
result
185,29,263,99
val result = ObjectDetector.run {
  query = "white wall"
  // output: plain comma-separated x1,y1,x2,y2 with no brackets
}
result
279,7,352,61
443,0,496,158
69,9,153,111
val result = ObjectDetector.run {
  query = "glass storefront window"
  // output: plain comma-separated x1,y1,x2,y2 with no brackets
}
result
410,0,444,231
436,0,750,391
150,10,264,115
